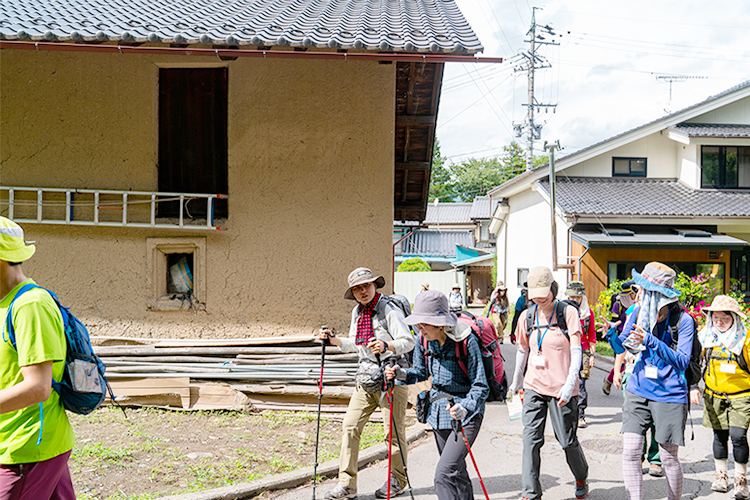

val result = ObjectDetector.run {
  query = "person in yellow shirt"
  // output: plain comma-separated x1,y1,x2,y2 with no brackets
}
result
693,295,750,499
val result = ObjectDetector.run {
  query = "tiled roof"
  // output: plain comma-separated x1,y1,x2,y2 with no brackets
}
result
424,202,472,224
400,229,473,257
537,177,750,218
0,0,483,53
670,123,750,138
469,195,498,219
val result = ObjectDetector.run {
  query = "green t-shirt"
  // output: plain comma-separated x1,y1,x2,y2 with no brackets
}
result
0,280,75,464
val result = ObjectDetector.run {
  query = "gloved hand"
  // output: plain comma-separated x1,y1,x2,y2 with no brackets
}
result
392,365,406,381
448,403,468,420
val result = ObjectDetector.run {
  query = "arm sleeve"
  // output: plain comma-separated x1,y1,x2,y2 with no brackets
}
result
458,335,489,413
338,308,359,353
643,313,694,371
14,297,65,367
404,337,430,385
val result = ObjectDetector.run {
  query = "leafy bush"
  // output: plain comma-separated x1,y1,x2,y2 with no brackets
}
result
396,257,431,272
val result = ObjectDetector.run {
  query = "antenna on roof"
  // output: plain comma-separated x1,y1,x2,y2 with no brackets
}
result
656,75,707,114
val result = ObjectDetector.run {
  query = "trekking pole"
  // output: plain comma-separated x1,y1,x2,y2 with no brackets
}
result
384,368,416,500
312,326,330,500
449,399,490,500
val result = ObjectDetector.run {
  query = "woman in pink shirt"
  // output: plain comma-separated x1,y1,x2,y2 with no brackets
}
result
507,267,589,500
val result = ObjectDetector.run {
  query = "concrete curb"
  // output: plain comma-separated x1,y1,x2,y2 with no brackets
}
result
155,427,428,500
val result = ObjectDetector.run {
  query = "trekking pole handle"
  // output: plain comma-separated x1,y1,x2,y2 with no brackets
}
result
319,325,333,346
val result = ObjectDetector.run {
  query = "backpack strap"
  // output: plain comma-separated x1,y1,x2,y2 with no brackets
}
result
525,302,569,341
455,337,470,379
4,283,43,349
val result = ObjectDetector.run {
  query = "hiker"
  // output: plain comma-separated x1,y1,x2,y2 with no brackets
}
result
613,287,663,478
618,262,695,500
509,284,529,345
694,295,750,498
603,281,638,395
564,281,596,429
488,283,509,343
507,266,589,500
384,290,488,500
448,284,463,313
318,267,415,499
420,283,430,293
0,216,76,500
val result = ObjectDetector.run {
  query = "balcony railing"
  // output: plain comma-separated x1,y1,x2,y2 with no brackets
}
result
1,186,227,230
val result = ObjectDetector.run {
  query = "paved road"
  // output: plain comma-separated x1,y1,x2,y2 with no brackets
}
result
274,342,722,499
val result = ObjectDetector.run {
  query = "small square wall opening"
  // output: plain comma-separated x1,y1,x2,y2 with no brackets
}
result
167,253,194,295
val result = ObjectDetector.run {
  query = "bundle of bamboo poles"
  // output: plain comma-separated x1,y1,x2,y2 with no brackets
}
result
93,336,361,413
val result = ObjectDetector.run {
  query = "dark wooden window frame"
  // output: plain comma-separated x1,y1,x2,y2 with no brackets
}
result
700,145,750,190
612,157,647,177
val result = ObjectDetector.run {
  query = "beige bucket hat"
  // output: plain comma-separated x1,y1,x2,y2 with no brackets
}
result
703,295,747,319
344,267,386,300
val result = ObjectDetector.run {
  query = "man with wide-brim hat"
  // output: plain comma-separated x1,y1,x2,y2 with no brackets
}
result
489,282,510,343
318,267,414,499
0,216,76,499
617,262,695,500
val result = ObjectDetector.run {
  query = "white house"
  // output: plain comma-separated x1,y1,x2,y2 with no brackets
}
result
489,81,750,304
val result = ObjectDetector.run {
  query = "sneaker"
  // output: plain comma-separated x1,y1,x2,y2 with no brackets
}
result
578,417,587,428
736,473,749,499
374,474,405,498
575,479,589,499
648,463,664,477
602,378,612,396
324,485,357,499
713,471,730,493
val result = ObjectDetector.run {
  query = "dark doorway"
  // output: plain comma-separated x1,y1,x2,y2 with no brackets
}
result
158,68,228,219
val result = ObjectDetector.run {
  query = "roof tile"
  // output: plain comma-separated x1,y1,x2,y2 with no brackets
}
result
0,0,483,53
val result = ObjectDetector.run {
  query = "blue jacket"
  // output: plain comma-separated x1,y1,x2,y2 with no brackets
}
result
404,324,488,430
619,305,695,404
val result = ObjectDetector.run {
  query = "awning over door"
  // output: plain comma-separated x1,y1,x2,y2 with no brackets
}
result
572,229,748,250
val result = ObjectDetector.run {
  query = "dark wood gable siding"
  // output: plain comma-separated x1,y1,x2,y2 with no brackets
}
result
394,62,443,222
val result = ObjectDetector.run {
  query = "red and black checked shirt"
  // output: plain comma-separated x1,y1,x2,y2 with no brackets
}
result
355,293,382,346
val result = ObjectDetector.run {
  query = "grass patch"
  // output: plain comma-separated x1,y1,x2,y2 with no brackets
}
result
596,340,614,357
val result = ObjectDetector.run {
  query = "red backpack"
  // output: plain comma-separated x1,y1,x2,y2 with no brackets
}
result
421,310,507,402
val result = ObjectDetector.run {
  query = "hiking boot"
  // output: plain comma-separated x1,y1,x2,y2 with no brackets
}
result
578,417,587,428
736,473,749,499
713,471,730,493
324,485,357,499
648,463,664,477
575,479,589,499
602,378,612,395
374,474,405,498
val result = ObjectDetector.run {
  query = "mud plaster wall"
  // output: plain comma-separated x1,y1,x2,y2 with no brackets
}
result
0,50,396,338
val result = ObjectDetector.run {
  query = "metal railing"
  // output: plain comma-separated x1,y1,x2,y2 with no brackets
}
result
1,186,227,230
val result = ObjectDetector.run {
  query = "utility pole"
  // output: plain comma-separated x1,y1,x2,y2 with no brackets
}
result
544,140,561,271
513,7,558,171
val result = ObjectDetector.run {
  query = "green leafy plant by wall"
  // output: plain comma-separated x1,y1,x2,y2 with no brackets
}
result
397,257,431,272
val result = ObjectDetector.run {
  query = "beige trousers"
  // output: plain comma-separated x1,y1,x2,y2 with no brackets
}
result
491,312,507,341
337,384,408,490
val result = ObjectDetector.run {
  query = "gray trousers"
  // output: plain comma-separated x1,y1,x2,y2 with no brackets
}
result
433,414,483,500
522,389,589,499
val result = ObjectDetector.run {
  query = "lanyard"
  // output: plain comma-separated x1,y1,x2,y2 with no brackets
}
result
535,301,557,353
647,309,671,365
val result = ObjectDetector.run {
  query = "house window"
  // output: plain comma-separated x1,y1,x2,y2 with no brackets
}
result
479,221,490,242
612,157,647,177
159,68,228,219
517,268,529,288
147,237,206,311
701,146,750,188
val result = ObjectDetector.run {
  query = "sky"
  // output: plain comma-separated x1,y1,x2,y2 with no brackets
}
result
437,0,750,166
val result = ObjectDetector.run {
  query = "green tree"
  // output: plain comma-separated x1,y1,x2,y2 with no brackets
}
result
428,140,541,202
429,140,453,202
397,257,431,272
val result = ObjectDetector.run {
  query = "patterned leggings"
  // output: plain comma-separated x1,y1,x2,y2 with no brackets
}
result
623,432,682,500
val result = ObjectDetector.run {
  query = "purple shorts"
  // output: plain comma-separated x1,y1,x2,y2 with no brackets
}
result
0,450,75,500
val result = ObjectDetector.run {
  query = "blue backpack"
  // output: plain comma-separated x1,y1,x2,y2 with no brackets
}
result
4,284,114,416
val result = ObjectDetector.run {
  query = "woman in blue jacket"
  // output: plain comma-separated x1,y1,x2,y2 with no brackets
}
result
386,290,488,500
618,262,695,500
